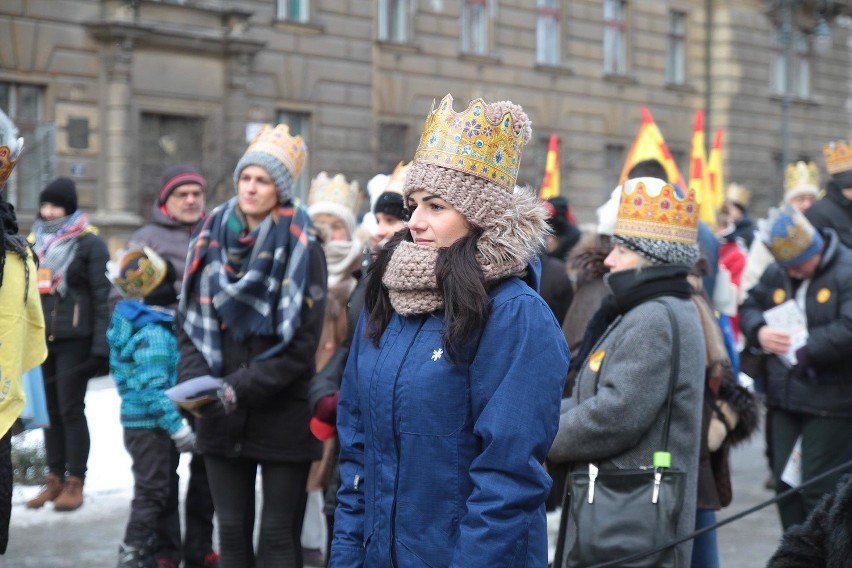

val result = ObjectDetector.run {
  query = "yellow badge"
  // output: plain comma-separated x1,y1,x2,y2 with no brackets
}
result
773,288,786,304
817,288,831,304
588,350,605,373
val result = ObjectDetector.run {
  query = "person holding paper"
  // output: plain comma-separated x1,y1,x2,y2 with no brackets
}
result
740,205,852,531
177,123,327,567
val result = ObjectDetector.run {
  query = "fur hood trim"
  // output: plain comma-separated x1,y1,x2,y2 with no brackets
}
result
476,186,549,270
568,237,612,284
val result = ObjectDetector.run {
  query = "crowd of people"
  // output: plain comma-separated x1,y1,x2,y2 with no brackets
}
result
1,94,851,568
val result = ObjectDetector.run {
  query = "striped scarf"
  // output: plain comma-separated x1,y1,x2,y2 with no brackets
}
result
179,196,314,376
32,210,89,297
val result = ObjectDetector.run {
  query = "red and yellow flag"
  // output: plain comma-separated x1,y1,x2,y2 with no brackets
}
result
707,128,725,213
619,107,686,190
539,133,560,200
688,110,716,228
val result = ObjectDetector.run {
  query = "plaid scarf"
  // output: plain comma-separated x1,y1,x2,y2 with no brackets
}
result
180,196,314,376
32,210,90,297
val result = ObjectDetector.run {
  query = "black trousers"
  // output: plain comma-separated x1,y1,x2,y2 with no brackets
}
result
42,337,92,479
0,431,11,555
205,454,310,568
123,428,180,561
156,451,217,566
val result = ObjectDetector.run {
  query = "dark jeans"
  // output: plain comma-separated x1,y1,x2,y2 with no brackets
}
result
42,337,92,479
205,454,310,568
771,409,852,531
157,451,217,566
123,428,180,560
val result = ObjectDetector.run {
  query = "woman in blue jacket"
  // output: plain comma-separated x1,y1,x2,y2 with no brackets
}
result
329,94,570,568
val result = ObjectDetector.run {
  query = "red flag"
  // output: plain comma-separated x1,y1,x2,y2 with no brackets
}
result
707,128,725,212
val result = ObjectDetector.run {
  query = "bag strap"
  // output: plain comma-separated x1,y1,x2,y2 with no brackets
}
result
659,300,680,454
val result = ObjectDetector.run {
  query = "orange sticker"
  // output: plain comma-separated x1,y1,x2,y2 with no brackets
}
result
772,288,786,305
37,267,53,294
816,288,831,304
589,350,605,373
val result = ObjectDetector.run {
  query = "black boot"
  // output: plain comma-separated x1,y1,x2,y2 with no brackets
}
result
117,541,155,568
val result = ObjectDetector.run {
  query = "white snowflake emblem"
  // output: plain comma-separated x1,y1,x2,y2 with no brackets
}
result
431,348,444,361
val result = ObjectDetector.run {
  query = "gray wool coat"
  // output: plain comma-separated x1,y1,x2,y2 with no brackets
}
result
550,295,706,566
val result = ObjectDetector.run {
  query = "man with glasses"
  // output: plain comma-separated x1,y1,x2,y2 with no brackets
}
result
123,164,219,568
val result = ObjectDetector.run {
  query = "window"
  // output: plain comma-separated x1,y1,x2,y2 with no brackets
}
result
277,0,309,23
666,11,686,84
536,0,561,65
276,110,311,201
604,143,625,195
0,82,51,211
603,0,627,75
378,124,409,174
772,30,811,98
461,0,490,55
378,0,410,43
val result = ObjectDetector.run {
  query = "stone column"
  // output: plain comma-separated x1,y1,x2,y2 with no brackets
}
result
102,37,135,215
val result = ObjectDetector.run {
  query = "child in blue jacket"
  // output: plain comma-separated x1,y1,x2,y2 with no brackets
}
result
107,247,195,568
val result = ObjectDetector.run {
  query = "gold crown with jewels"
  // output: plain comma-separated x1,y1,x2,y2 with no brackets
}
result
247,124,307,181
726,183,752,207
413,94,527,191
308,172,362,212
614,177,699,244
760,205,821,265
785,161,820,193
823,139,852,175
385,161,412,195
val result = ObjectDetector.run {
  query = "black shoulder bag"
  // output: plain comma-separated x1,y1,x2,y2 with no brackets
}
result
555,302,687,568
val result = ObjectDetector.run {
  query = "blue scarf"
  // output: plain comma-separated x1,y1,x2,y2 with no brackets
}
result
179,196,315,376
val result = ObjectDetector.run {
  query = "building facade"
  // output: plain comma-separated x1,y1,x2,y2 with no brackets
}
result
1,0,850,246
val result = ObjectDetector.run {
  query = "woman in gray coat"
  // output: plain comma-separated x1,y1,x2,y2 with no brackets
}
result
549,177,706,567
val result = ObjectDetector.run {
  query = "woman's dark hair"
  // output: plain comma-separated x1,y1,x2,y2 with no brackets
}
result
364,227,490,363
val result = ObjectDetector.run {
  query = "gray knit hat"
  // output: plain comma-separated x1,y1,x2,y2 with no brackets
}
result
614,235,700,266
233,124,307,204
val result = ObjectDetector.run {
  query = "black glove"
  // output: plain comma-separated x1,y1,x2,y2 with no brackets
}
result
793,346,817,382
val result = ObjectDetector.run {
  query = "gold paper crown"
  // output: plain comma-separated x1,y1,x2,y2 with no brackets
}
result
385,161,412,195
823,139,852,175
784,161,820,193
614,177,699,244
112,246,168,299
413,94,527,191
247,124,307,181
308,172,362,212
726,183,751,207
760,206,820,265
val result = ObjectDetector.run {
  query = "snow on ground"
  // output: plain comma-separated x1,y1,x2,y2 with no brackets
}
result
11,376,191,526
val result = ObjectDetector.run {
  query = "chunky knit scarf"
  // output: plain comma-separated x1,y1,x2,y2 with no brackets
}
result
180,196,314,376
32,210,90,297
382,240,528,316
324,238,362,289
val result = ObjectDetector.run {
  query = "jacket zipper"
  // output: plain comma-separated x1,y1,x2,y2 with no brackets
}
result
389,316,426,568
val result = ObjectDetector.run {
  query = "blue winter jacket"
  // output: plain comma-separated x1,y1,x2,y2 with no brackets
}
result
107,300,183,434
330,267,570,568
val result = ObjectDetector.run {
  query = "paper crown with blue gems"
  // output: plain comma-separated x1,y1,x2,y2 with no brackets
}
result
759,205,824,267
412,94,528,192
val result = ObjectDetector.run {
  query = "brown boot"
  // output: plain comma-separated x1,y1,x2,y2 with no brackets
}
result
25,473,64,509
53,475,84,511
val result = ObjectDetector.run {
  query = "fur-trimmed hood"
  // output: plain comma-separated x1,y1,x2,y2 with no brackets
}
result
476,186,549,274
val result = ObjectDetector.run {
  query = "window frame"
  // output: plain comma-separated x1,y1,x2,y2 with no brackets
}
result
0,82,49,212
603,0,627,76
665,10,687,85
536,0,561,66
461,0,491,56
378,0,411,43
276,0,310,23
772,29,812,98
